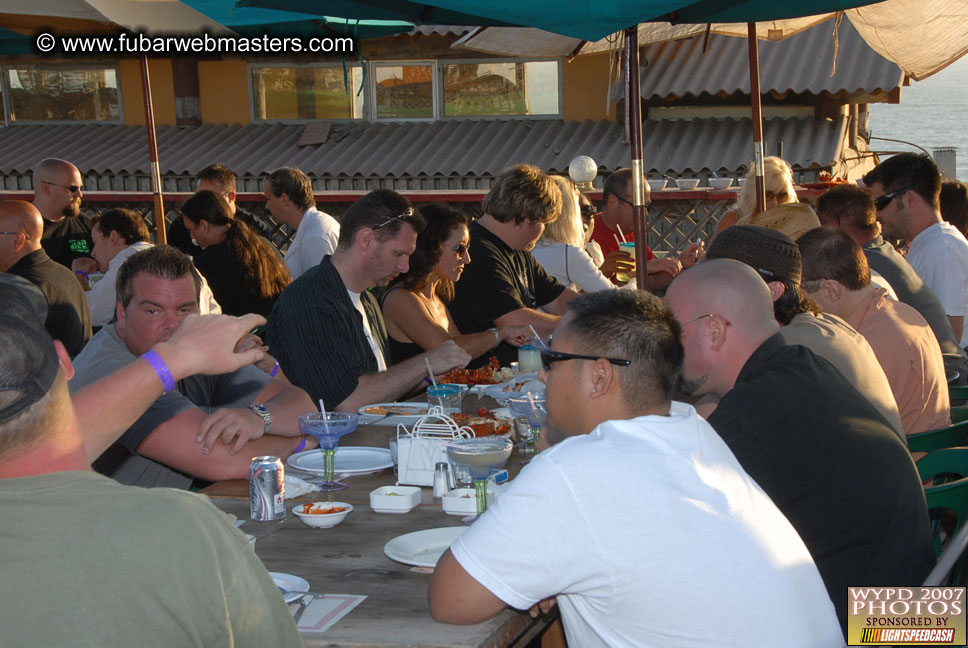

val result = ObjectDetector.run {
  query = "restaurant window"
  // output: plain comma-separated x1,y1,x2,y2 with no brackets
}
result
251,65,364,121
441,61,560,118
373,63,434,120
6,67,119,122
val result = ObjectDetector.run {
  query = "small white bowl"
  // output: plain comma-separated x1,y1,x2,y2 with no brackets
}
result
292,501,353,528
647,178,667,191
370,485,421,514
676,178,701,190
441,488,480,516
708,177,733,190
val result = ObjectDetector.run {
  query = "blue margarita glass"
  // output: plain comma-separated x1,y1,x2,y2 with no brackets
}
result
298,412,359,491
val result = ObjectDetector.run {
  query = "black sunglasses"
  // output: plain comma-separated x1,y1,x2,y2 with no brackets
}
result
612,193,651,209
43,180,83,193
540,349,631,372
454,242,469,256
580,204,597,219
874,185,917,211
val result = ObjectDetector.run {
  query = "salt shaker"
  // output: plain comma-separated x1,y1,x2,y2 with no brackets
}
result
433,462,451,499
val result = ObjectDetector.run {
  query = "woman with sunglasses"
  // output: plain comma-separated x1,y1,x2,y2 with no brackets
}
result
381,203,531,364
712,156,799,241
180,190,291,317
532,176,620,293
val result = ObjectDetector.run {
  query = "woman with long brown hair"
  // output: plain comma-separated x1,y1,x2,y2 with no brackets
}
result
180,190,291,316
381,203,530,364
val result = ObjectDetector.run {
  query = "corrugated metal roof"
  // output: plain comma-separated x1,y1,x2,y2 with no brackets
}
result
639,18,904,100
408,25,474,37
0,116,850,183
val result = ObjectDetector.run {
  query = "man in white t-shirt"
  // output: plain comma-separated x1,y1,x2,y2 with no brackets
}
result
864,152,968,346
264,166,340,278
428,289,842,647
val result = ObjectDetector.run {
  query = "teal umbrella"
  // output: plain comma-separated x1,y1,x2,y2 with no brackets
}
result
183,0,414,38
236,0,886,285
238,0,882,41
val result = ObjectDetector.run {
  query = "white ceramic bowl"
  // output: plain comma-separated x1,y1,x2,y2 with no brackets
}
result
441,488,480,516
292,501,353,528
676,178,701,190
647,178,667,191
370,485,421,514
708,177,733,190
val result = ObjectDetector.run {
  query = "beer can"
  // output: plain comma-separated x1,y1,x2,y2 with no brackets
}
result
250,456,285,521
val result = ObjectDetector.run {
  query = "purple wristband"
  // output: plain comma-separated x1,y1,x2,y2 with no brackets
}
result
269,360,279,378
142,349,176,393
74,270,90,280
293,436,307,453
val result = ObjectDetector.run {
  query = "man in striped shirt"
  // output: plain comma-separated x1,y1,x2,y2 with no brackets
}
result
267,189,471,411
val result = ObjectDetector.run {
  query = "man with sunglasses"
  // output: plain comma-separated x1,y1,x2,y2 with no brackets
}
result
666,259,934,636
429,289,843,646
267,189,471,412
816,183,968,383
32,158,93,269
593,168,703,290
863,153,968,349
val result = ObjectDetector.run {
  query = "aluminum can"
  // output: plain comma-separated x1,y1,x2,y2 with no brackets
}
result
250,456,285,521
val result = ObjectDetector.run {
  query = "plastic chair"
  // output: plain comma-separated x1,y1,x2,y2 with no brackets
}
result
952,406,968,425
908,420,968,454
916,447,968,585
923,520,968,585
950,384,968,401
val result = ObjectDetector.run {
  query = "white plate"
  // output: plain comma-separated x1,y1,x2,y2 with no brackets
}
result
358,402,459,425
270,572,309,603
287,446,394,476
384,527,468,568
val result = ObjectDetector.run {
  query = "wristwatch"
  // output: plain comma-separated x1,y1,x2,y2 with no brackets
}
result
249,403,272,434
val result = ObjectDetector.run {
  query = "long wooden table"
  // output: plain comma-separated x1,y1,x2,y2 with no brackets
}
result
202,404,561,648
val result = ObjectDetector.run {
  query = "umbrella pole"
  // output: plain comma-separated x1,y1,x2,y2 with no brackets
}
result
747,23,766,215
624,27,648,289
140,55,167,245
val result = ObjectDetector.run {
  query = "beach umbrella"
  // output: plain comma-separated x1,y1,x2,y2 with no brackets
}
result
235,0,885,287
0,0,233,244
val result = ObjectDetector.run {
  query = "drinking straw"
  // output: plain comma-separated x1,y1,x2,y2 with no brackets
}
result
528,324,548,350
615,223,628,244
318,398,332,436
424,358,437,387
613,233,622,248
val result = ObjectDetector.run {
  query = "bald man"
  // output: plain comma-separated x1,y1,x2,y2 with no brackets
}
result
0,200,91,356
33,157,93,268
666,259,934,635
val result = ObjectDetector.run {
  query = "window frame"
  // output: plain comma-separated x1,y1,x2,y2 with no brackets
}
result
369,59,438,122
0,63,124,125
437,58,563,121
247,61,367,124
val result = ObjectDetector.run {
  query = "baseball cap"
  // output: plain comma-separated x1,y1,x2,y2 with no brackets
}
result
0,283,60,424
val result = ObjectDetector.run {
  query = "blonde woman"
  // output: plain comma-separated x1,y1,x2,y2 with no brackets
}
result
713,156,798,238
531,176,616,293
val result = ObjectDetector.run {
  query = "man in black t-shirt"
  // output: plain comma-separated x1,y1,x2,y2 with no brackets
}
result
0,200,91,356
32,158,93,268
449,164,581,366
666,259,935,636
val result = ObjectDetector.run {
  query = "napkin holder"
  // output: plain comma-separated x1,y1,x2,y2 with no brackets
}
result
396,407,473,487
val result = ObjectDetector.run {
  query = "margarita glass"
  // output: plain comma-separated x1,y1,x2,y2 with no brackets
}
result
298,412,359,491
507,393,547,454
446,437,513,517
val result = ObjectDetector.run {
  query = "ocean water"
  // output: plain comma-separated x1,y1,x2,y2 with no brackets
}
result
867,55,968,181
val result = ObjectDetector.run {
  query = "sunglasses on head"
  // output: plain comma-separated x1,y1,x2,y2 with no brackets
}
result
539,348,631,372
374,206,415,230
874,185,918,211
